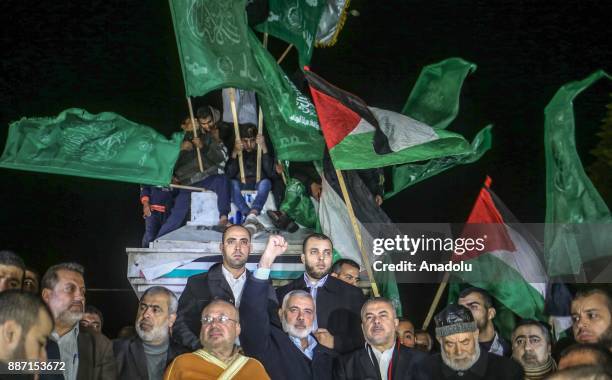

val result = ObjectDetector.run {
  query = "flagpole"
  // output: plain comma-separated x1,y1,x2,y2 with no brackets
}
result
170,184,207,192
186,97,204,172
256,33,269,184
277,44,293,65
229,88,246,183
422,272,450,329
335,169,380,297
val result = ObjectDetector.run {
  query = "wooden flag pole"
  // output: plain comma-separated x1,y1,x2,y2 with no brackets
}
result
422,272,450,329
277,44,293,65
229,88,246,183
170,184,207,192
187,97,204,172
255,33,269,184
335,169,380,297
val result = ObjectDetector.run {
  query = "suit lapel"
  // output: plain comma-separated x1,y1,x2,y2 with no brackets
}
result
130,337,149,380
359,348,382,380
76,332,93,380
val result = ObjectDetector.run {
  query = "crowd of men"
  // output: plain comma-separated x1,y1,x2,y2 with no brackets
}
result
2,231,612,379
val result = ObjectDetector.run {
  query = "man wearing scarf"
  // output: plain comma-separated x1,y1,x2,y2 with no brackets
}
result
511,320,557,379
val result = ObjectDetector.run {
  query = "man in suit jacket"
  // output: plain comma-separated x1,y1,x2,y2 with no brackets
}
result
334,297,427,380
173,225,277,351
114,286,187,380
276,233,366,354
240,235,336,380
40,262,116,380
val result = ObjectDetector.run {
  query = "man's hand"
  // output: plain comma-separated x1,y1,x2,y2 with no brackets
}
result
259,235,288,269
192,137,203,149
232,140,244,158
375,194,383,206
314,328,335,349
310,182,322,201
142,203,152,218
256,134,268,153
180,141,193,151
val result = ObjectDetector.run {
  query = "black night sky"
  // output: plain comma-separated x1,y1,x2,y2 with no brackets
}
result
1,0,610,336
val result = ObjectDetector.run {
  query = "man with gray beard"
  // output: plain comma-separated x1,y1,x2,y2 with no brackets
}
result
113,286,186,380
239,235,337,380
415,304,522,380
40,263,116,380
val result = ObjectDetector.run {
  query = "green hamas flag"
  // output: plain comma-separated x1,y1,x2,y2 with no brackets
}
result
169,0,266,96
247,31,325,161
385,58,491,198
169,0,325,161
0,108,182,186
255,0,326,67
544,70,612,276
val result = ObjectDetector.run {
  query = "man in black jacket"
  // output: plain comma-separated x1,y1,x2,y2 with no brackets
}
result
414,304,523,380
240,235,336,380
334,297,427,380
172,225,277,351
114,286,187,380
276,233,366,354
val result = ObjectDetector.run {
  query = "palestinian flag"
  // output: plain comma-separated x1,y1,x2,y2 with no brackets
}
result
304,67,477,170
448,177,548,338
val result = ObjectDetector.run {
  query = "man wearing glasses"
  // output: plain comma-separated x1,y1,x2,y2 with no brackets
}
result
172,225,277,351
164,299,270,379
114,286,186,380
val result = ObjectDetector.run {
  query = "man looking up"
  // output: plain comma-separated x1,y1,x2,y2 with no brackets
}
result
173,225,277,351
0,291,53,369
0,250,25,292
240,235,336,380
114,286,186,380
571,288,612,350
397,318,416,348
40,262,116,380
165,300,269,379
276,233,366,354
458,287,510,356
335,298,426,380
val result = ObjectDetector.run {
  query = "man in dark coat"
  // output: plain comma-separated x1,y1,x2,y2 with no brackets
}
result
414,304,523,380
276,233,366,354
172,225,277,351
240,235,336,380
334,297,427,380
114,286,187,380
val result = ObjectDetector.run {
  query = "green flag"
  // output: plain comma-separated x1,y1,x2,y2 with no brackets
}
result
384,58,491,197
169,0,265,96
0,108,182,186
169,0,325,161
255,0,326,67
544,70,612,276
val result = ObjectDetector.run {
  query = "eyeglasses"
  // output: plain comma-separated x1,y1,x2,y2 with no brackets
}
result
201,315,238,326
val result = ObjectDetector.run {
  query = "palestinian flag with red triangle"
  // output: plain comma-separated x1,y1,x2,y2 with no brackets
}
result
448,177,549,337
303,67,477,170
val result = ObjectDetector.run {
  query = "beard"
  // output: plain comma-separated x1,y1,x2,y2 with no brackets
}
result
135,320,169,344
304,260,329,280
441,342,481,371
58,310,83,327
598,324,612,349
520,351,547,367
281,317,313,339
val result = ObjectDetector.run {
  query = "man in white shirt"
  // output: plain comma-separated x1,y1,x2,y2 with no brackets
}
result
173,225,277,351
334,297,426,380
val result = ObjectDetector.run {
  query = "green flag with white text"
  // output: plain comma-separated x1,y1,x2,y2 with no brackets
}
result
544,70,612,276
0,108,182,186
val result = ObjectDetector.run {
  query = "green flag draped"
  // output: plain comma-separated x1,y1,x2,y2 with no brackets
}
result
544,70,612,276
169,0,325,161
255,0,326,67
0,108,182,186
386,58,491,197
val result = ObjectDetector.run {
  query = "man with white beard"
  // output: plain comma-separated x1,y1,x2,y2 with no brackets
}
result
113,286,186,380
415,304,523,380
239,235,337,380
40,263,116,380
